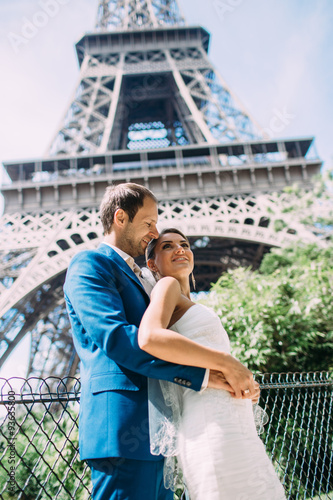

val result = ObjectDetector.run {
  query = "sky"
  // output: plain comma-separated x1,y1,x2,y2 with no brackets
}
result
0,0,332,378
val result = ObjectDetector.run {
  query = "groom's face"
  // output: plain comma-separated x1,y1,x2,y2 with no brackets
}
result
119,196,159,257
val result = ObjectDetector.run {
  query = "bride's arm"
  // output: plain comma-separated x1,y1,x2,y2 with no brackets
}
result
139,277,257,398
139,277,227,371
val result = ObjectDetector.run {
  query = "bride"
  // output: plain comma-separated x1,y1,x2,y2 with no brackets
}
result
138,228,286,500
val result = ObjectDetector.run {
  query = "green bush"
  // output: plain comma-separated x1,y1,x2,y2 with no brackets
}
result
201,243,333,373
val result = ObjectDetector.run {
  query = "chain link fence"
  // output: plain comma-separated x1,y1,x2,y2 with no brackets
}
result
0,372,332,499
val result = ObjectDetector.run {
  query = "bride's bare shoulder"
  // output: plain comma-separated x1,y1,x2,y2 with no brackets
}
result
151,276,181,297
155,276,180,289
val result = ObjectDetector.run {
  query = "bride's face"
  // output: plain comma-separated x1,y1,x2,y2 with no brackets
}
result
148,232,194,280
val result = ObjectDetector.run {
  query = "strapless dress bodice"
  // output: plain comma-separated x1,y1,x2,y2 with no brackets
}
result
170,303,231,353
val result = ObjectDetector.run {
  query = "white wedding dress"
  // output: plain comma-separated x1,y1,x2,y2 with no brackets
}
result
148,303,286,500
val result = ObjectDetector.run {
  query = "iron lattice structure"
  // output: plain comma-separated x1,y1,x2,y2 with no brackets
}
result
48,0,259,156
95,0,186,31
0,0,323,379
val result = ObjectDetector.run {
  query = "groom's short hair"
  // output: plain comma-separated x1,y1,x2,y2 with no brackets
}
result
100,183,157,235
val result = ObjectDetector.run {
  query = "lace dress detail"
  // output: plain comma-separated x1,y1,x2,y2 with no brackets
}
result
148,304,286,499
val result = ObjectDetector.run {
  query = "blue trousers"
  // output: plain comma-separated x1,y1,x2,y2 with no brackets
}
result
87,457,174,500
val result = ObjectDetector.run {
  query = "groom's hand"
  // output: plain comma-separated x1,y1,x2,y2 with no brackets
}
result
207,370,235,394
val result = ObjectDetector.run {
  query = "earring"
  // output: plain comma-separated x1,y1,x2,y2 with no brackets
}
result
191,273,196,290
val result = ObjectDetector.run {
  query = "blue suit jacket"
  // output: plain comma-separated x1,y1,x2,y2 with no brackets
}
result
64,243,205,460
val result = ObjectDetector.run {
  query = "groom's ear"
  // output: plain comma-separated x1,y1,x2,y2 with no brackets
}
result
114,208,127,227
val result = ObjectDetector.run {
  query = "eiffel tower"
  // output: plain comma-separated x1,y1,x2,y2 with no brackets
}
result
0,0,322,379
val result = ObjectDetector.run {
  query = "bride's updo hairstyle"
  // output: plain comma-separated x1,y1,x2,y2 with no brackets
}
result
146,228,196,289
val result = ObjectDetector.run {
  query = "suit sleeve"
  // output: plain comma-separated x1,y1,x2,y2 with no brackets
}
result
64,251,205,391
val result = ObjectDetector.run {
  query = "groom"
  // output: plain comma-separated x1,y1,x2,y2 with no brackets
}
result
64,182,255,500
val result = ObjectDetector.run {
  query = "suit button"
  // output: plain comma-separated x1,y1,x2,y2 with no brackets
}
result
174,377,180,383
185,381,191,387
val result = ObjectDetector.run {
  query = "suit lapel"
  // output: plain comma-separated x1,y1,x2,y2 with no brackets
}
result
98,243,149,299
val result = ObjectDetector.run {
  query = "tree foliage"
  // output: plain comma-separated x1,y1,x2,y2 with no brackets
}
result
201,243,333,373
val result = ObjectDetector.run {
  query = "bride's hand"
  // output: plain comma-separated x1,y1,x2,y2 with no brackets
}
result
231,380,260,402
246,381,260,403
208,371,260,402
217,353,258,400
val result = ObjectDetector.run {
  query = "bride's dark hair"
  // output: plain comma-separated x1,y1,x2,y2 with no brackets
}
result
146,228,196,289
146,227,190,261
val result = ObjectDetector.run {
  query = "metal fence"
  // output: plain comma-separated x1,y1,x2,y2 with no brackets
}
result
0,372,332,500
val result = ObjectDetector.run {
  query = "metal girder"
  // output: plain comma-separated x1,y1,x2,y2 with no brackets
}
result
48,15,260,156
95,0,185,31
0,273,74,379
48,45,259,155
